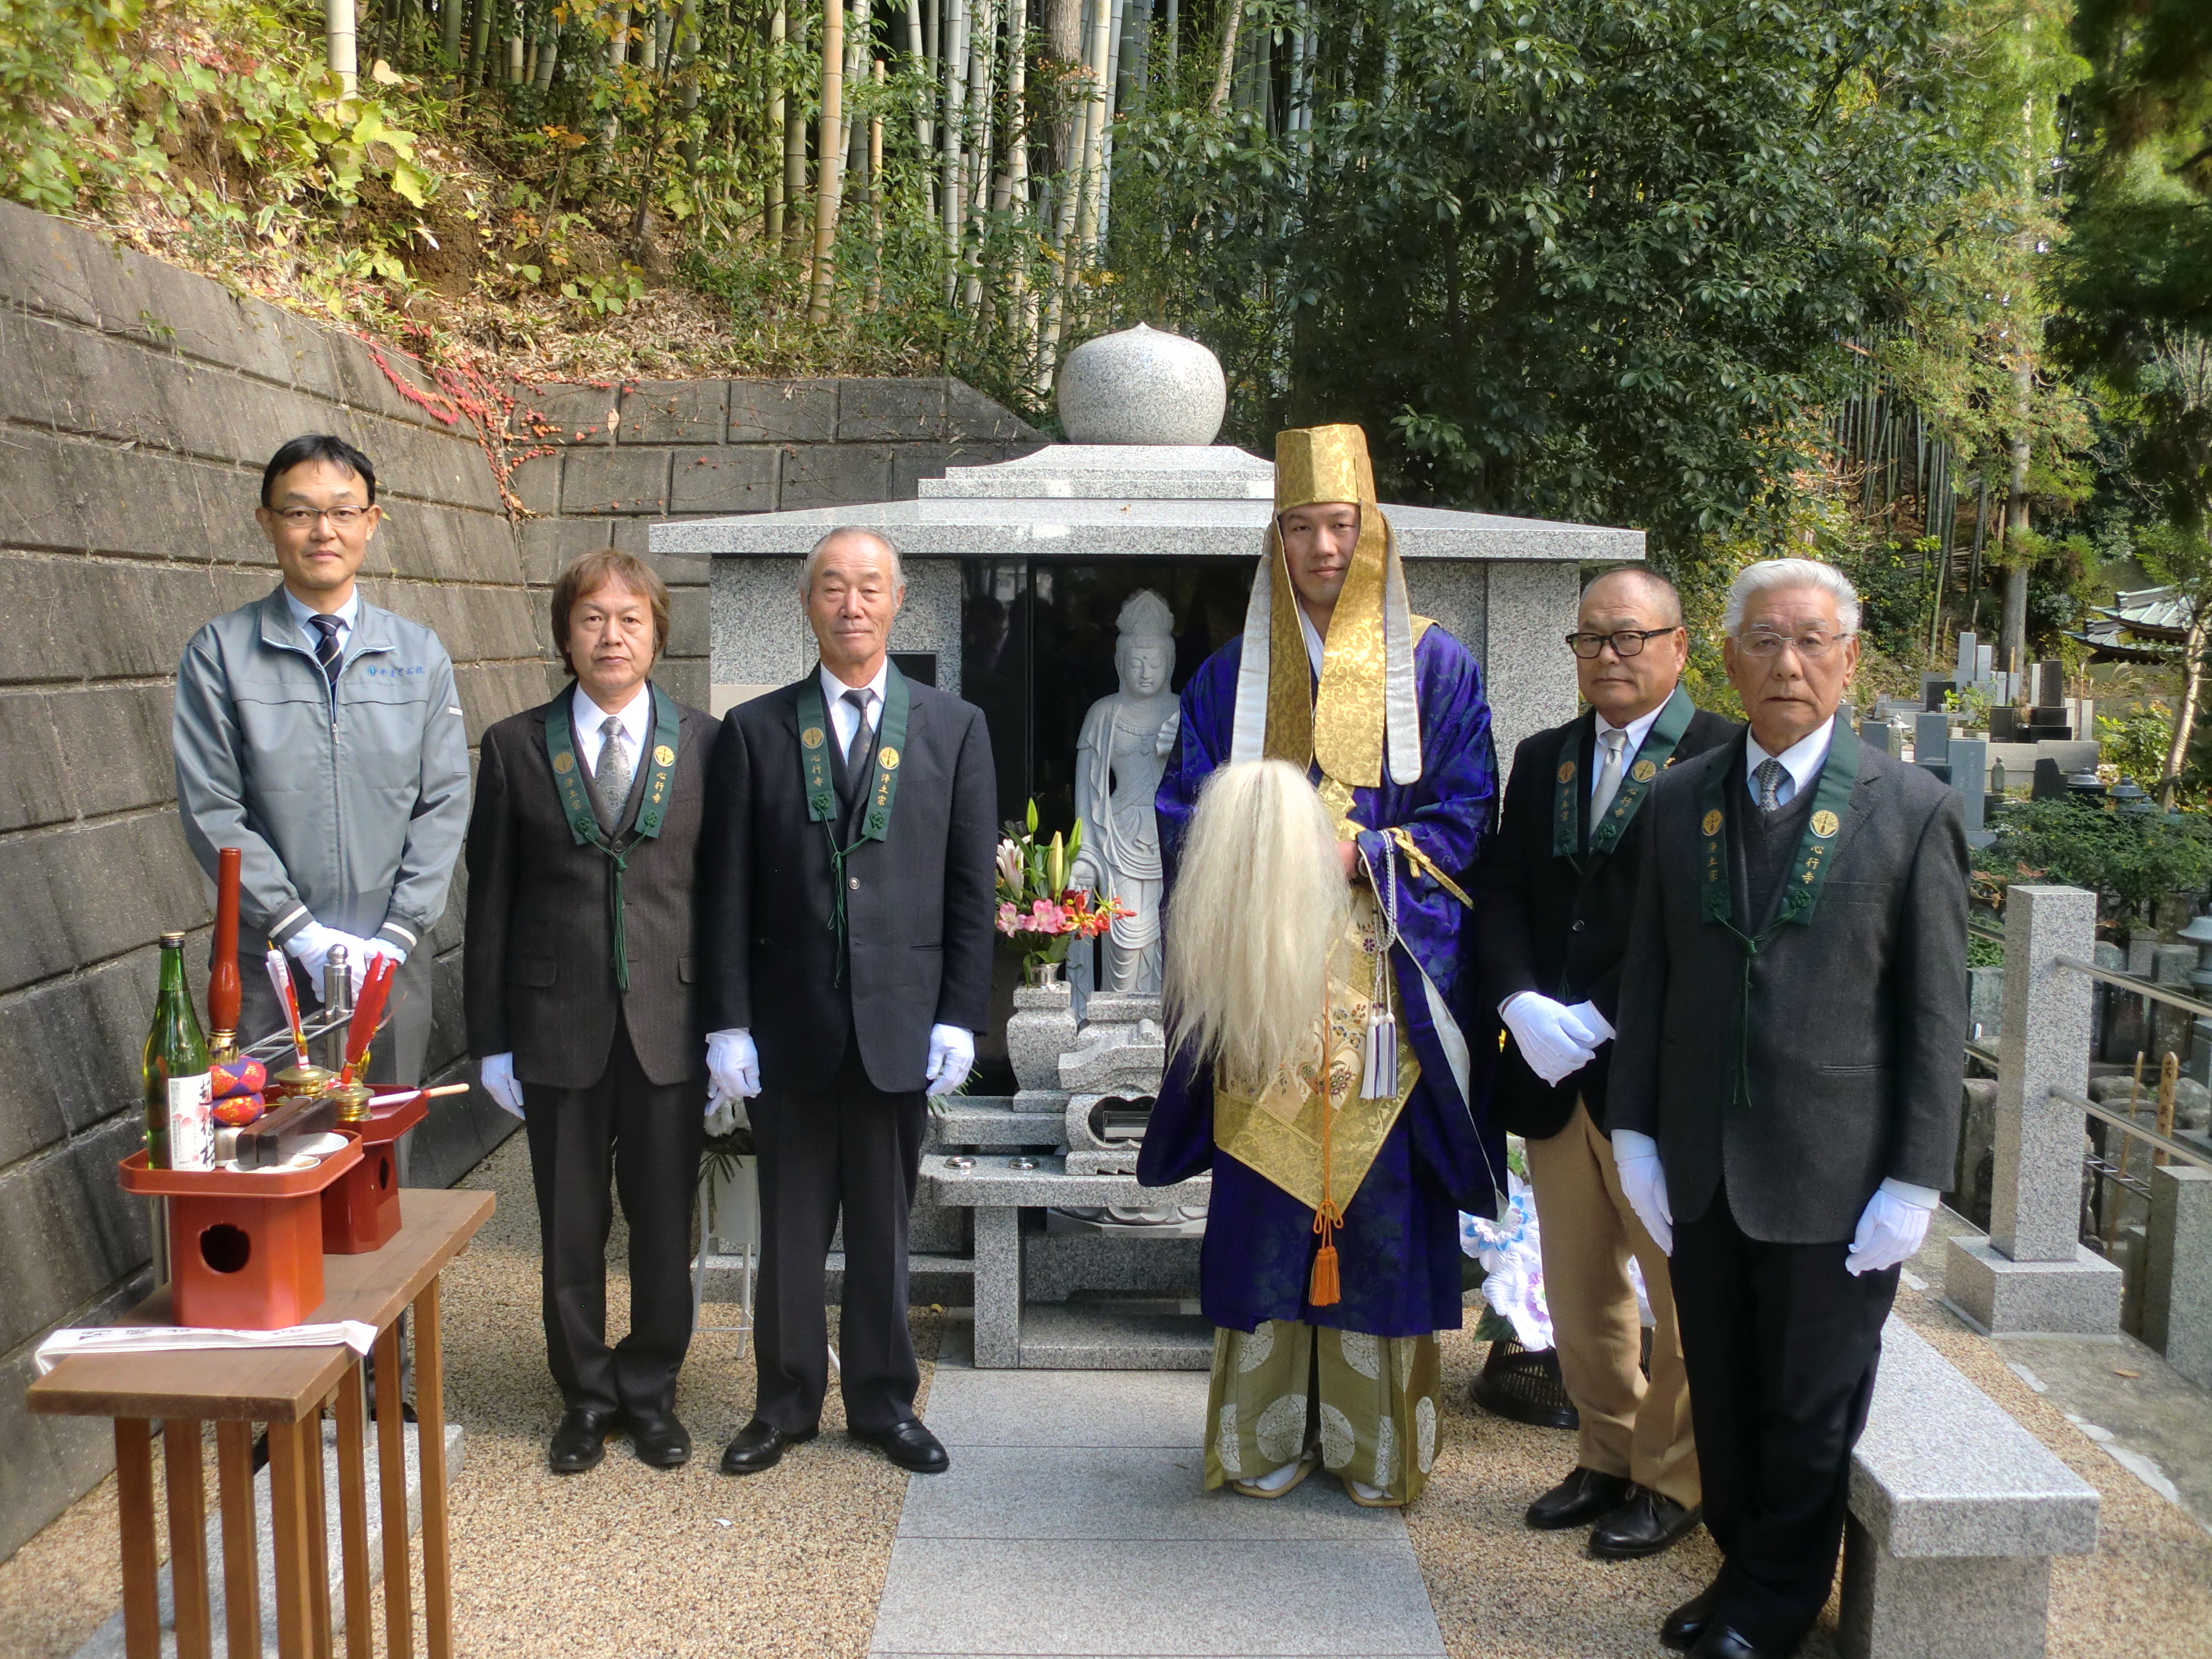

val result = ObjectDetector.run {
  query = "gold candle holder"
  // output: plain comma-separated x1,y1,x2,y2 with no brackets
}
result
268,1063,337,1103
331,1081,374,1125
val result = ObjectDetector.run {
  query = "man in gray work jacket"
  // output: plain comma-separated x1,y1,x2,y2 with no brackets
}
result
173,434,471,1086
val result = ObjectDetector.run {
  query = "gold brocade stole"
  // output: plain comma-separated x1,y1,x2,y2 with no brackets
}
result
1212,888,1420,1212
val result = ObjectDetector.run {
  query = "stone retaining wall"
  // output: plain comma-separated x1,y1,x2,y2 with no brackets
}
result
0,196,1037,1559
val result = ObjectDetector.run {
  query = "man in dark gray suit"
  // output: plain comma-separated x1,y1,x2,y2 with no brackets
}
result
465,550,719,1474
1610,558,1966,1659
700,528,997,1478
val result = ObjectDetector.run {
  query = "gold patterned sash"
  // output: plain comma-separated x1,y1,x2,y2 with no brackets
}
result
1213,888,1419,1212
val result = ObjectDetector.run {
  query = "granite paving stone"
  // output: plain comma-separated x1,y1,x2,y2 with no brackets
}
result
869,1537,1446,1657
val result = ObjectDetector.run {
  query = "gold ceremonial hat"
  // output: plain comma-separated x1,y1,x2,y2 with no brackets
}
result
1274,424,1377,516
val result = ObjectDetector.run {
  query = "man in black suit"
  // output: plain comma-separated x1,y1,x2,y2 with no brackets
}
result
701,527,997,1477
1471,567,1735,1559
464,550,720,1474
1611,559,1967,1659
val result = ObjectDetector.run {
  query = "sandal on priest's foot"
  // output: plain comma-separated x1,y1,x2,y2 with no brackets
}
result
1229,1450,1318,1499
1343,1475,1404,1509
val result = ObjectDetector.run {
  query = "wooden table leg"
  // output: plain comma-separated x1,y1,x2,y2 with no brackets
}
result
114,1418,159,1659
301,1401,332,1659
335,1363,372,1659
373,1323,414,1659
215,1421,260,1659
164,1419,213,1659
266,1419,314,1659
415,1278,452,1659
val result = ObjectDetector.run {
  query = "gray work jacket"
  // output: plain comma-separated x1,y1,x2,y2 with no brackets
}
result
173,585,472,955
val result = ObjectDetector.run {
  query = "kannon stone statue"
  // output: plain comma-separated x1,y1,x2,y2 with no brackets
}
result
1071,589,1181,997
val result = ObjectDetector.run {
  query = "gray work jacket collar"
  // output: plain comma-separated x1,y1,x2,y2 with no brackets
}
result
253,584,398,670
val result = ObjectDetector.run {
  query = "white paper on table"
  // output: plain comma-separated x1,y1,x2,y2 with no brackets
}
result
33,1320,378,1376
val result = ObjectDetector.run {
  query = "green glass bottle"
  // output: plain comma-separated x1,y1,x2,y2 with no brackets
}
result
143,931,213,1170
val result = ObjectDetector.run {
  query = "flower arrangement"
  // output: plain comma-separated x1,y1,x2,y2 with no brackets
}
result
994,799,1130,974
1460,1166,1652,1350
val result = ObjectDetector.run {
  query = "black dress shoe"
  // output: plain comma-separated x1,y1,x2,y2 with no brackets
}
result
549,1406,617,1475
625,1406,692,1468
851,1418,950,1473
1524,1465,1632,1530
719,1418,816,1475
1590,1486,1703,1559
1661,1579,1720,1651
1689,1624,1790,1659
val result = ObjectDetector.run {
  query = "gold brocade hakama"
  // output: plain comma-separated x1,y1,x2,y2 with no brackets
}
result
1205,1321,1442,1506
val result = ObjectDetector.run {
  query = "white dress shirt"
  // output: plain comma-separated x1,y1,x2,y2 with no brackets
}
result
1592,701,1666,804
284,587,361,654
821,658,893,756
573,682,652,787
1744,718,1835,809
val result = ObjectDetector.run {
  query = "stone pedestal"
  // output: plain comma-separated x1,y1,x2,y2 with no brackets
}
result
1839,1524,2051,1659
2144,1164,2212,1390
1006,979,1078,1095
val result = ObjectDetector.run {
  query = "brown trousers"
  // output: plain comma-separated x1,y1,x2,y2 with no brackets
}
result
1524,1099,1699,1507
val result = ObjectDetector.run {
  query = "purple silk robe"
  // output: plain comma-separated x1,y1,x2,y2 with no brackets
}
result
1136,625,1505,1338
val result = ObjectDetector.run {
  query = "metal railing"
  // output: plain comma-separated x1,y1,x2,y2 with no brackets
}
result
2053,1086,2212,1172
2053,954,2212,1022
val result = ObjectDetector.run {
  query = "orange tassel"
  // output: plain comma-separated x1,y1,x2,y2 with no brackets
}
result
1310,1237,1341,1306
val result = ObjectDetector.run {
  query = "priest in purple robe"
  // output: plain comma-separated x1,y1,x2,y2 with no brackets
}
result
1137,422,1503,1508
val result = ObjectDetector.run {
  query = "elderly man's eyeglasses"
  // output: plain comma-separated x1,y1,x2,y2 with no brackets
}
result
1735,629,1853,660
1565,627,1679,659
274,506,372,529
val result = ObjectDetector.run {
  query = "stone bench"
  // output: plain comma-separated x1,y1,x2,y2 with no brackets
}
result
922,1155,1211,1368
1843,1317,2099,1659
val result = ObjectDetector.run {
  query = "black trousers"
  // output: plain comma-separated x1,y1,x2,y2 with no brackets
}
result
751,1038,928,1435
522,1015,706,1416
1670,1190,1899,1652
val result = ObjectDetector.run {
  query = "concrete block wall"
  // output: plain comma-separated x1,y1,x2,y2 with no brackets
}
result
0,196,1038,1559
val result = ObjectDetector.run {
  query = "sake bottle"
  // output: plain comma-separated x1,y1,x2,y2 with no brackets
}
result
143,931,214,1170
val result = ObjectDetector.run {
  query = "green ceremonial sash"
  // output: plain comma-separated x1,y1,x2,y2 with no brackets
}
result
545,685,681,993
795,662,911,984
1695,713,1861,1108
1552,685,1698,864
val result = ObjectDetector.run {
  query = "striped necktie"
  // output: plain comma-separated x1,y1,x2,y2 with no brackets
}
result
1755,757,1788,812
308,613,343,689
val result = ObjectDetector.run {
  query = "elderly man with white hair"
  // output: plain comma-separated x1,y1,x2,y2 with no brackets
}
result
1609,557,1968,1659
698,526,997,1478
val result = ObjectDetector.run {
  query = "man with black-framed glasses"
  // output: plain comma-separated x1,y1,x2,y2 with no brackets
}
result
1470,565,1736,1559
174,434,470,1088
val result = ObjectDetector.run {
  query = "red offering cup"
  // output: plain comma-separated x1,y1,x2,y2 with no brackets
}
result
121,1135,361,1329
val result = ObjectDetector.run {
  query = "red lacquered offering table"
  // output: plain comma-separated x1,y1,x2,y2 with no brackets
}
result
28,1188,493,1659
323,1094,427,1255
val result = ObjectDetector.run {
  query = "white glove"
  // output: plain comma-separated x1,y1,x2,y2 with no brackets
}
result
925,1024,974,1100
1499,992,1604,1087
283,926,404,1001
1611,1128,1673,1255
1564,999,1615,1045
1846,1180,1937,1276
283,922,350,1003
707,1029,761,1103
479,1052,524,1118
705,1092,750,1137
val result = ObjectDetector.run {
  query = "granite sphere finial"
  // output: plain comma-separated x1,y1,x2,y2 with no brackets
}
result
1056,323,1227,446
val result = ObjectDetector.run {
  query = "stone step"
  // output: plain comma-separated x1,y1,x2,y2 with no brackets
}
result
73,1419,463,1659
1015,1300,1214,1370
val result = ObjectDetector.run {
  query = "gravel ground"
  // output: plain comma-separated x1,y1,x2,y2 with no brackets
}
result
8,1150,2210,1659
0,1134,940,1659
1406,1284,2212,1659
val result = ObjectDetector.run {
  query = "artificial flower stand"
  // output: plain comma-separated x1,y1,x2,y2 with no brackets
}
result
322,1089,428,1254
120,1134,363,1328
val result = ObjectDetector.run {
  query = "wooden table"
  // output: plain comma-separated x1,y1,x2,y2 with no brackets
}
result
28,1188,494,1659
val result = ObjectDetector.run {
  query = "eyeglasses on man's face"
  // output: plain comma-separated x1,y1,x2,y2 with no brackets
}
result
1734,628,1853,660
1565,627,1680,659
273,506,373,530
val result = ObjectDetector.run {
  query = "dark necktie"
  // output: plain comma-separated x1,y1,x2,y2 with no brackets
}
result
1755,757,1788,813
309,613,343,689
843,688,874,776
